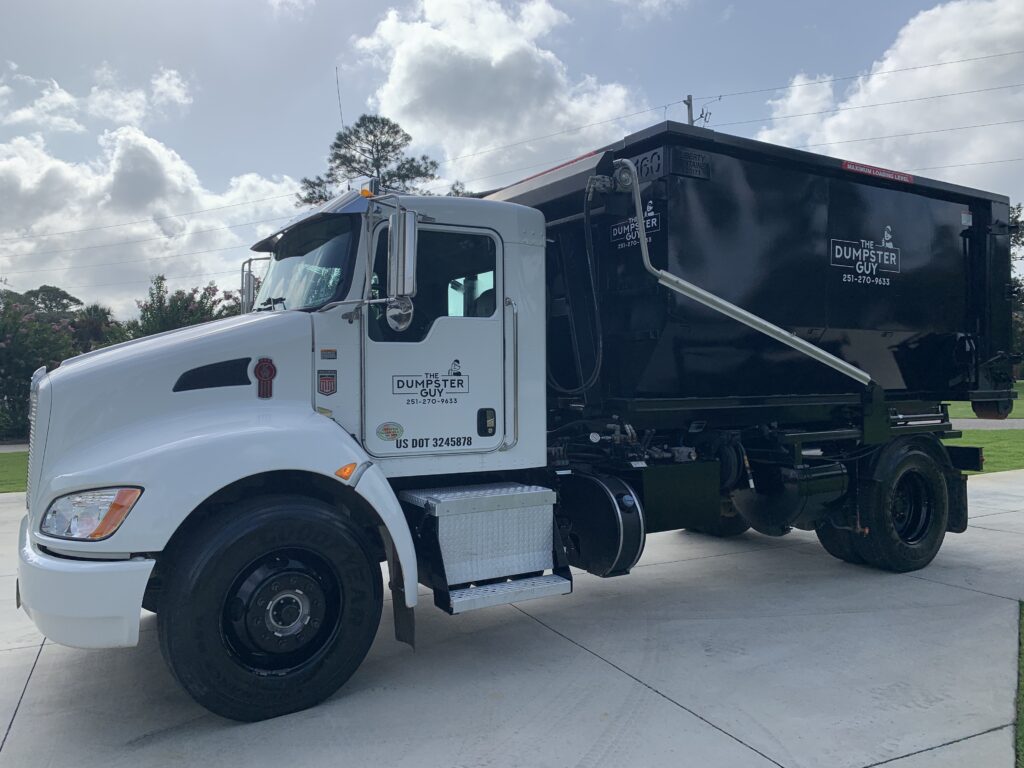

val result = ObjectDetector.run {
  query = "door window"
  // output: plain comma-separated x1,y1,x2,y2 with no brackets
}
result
369,228,497,342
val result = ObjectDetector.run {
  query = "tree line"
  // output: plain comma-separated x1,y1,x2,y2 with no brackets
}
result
0,275,238,439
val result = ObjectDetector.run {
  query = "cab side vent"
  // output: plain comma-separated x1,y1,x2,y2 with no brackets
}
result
173,358,252,392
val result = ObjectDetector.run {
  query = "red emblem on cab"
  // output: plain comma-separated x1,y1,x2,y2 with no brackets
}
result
254,358,277,399
317,370,337,396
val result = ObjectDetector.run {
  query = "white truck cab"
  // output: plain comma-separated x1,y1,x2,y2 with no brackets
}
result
20,190,555,720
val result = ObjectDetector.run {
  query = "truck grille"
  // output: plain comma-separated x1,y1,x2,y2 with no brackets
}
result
26,387,37,510
26,368,45,511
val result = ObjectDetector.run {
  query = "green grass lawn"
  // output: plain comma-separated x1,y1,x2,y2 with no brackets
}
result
0,452,27,493
946,381,1024,420
944,430,1024,474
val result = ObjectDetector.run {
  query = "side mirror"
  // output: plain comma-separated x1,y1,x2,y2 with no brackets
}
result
239,257,267,313
385,296,414,333
387,210,418,298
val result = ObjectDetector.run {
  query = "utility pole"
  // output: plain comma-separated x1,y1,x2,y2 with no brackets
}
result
684,95,694,126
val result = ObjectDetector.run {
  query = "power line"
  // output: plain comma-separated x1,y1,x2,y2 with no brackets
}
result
797,118,1024,149
0,192,297,242
437,106,663,167
3,244,250,276
2,49,1018,249
431,49,1024,171
7,215,291,258
58,269,239,291
4,50,1020,256
424,151,588,194
904,157,1024,172
432,115,1024,194
694,49,1024,101
712,82,1024,129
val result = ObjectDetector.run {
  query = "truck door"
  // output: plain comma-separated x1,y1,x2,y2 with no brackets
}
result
361,223,505,457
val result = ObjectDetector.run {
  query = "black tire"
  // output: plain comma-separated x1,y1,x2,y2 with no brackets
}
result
688,500,752,538
158,495,383,721
815,522,865,564
853,440,949,573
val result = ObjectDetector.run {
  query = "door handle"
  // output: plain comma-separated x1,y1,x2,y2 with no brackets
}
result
499,296,519,451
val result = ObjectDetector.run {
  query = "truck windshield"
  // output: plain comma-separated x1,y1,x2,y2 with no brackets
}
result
254,214,359,311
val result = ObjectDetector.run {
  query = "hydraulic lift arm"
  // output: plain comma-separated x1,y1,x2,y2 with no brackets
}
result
614,158,873,388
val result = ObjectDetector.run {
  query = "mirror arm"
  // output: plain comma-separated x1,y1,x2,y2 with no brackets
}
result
318,297,389,313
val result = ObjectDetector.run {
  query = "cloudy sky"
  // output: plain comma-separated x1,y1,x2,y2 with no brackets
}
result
1,0,1021,317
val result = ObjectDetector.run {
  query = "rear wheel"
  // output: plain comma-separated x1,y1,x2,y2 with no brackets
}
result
158,495,383,721
853,440,949,572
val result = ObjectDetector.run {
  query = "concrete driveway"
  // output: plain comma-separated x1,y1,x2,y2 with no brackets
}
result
0,473,1021,768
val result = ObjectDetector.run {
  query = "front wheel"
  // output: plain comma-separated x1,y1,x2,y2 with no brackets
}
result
158,495,383,721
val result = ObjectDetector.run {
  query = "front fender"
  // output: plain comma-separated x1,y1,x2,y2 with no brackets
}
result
32,402,418,607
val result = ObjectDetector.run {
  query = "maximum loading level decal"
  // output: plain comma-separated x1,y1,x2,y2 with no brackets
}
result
392,359,467,405
830,225,900,285
610,201,661,251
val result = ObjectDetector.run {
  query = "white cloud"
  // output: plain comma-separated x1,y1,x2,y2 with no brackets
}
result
151,67,192,108
353,0,647,189
1,65,195,134
756,73,836,147
0,129,297,317
755,0,1024,205
1,80,84,133
86,85,149,125
607,0,688,19
92,62,119,87
268,0,314,17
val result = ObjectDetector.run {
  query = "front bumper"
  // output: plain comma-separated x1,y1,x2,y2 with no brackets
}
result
17,516,154,648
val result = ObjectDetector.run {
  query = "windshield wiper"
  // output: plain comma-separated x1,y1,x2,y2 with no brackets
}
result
255,297,287,312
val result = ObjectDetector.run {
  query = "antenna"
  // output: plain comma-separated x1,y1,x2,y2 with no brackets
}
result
335,66,345,130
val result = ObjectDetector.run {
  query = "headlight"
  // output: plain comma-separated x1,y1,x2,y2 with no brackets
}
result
40,488,142,540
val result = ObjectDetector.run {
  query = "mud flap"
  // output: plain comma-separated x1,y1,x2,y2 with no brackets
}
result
945,470,968,534
384,535,415,647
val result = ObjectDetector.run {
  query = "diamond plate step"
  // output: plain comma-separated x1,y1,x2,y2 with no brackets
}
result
448,574,572,614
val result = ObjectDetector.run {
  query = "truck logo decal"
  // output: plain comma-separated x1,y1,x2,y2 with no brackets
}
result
254,358,277,399
392,366,468,405
317,370,337,396
610,201,661,251
376,422,404,441
830,225,901,277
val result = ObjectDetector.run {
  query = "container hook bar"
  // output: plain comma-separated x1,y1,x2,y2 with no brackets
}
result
613,158,872,388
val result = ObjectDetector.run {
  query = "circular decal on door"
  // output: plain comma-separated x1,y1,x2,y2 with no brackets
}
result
376,422,404,441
